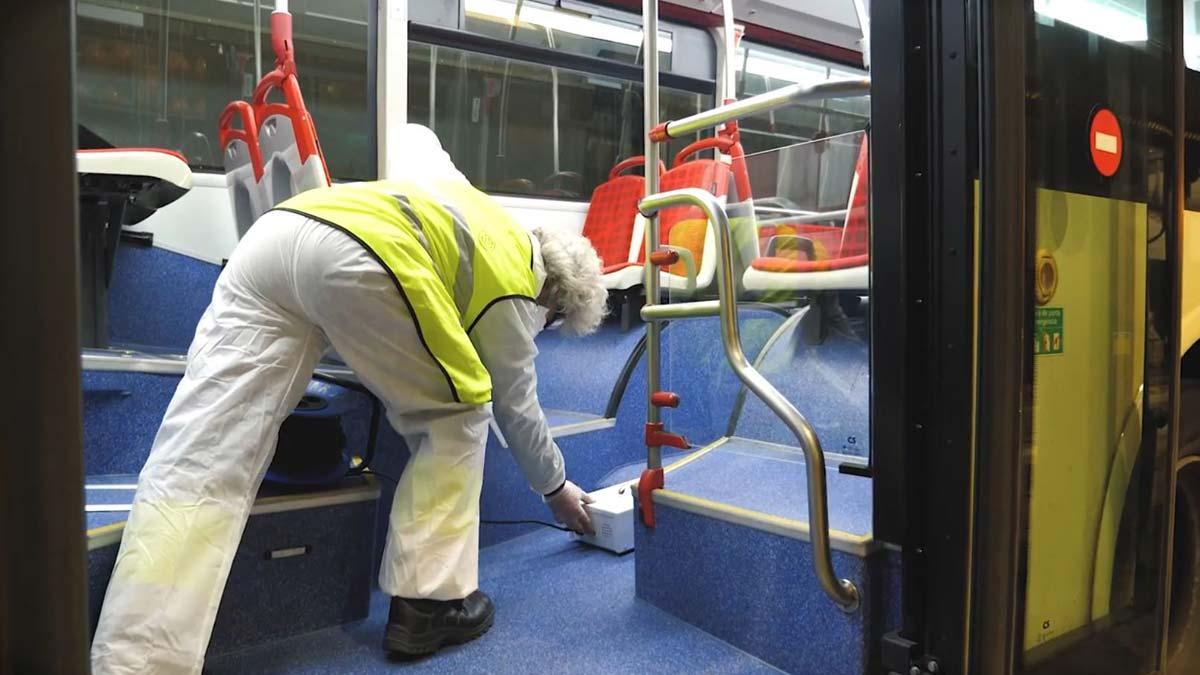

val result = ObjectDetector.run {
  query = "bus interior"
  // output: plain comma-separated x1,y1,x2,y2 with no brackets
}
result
7,0,1200,673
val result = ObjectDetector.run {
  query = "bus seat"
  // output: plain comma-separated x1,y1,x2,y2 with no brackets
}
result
742,134,870,292
583,156,664,292
218,101,268,238
252,67,331,207
77,148,193,347
638,135,752,295
219,9,329,238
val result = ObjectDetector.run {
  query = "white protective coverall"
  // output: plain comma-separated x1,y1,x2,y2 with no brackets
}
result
90,126,566,675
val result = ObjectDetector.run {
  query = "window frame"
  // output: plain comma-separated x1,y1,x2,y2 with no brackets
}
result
406,21,717,202
408,22,716,96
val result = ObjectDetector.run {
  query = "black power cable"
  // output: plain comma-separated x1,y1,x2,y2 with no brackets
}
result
360,469,570,532
318,372,571,534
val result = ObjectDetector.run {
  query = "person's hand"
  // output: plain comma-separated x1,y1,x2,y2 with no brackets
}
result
543,480,595,535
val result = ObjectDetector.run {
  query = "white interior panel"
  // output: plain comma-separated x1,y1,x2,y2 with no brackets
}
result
125,172,240,265
124,174,589,266
493,195,589,234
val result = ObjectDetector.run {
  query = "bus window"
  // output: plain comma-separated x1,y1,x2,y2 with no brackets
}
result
734,41,869,156
261,2,374,181
462,0,675,70
76,0,375,180
408,42,711,200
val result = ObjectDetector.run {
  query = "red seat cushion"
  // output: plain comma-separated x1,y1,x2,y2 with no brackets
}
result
751,253,869,273
582,175,645,268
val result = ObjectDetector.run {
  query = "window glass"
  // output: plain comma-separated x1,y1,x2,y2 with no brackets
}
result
462,0,674,70
1186,0,1200,70
408,42,710,200
258,1,374,180
1034,0,1148,43
734,41,869,156
77,1,257,170
77,0,375,180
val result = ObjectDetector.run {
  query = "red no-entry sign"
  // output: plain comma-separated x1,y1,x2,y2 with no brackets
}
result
1089,108,1122,178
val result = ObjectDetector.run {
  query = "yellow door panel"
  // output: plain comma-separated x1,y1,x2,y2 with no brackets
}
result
1024,189,1146,653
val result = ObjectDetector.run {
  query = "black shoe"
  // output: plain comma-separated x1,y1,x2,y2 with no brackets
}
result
384,590,496,656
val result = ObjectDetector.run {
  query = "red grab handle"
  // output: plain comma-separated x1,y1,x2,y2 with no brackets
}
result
609,156,667,180
672,136,737,168
651,391,681,408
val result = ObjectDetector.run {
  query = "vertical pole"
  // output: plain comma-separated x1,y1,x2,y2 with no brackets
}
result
643,0,662,470
852,0,870,70
547,27,560,175
377,0,407,179
254,0,263,80
429,45,437,130
721,0,736,102
1,2,90,672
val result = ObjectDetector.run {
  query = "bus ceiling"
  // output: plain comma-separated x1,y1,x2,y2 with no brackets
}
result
642,0,868,67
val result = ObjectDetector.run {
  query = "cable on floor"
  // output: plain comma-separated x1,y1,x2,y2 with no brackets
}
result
360,470,571,532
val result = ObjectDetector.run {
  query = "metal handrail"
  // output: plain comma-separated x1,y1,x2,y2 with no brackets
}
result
642,300,720,321
638,188,860,613
652,78,871,141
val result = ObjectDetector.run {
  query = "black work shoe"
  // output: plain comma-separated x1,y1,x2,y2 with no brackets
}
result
384,590,496,656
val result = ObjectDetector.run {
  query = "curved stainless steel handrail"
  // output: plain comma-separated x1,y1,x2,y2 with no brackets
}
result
638,188,861,613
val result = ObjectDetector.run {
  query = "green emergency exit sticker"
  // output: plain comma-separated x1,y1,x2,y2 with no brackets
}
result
1034,308,1064,355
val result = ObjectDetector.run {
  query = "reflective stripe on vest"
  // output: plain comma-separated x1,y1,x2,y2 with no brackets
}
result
273,179,537,404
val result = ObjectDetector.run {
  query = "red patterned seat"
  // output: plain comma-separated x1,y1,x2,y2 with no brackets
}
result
583,157,665,291
636,135,751,292
744,134,870,290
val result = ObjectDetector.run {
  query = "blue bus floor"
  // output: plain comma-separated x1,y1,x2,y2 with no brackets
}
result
205,528,785,675
666,437,873,537
595,450,694,488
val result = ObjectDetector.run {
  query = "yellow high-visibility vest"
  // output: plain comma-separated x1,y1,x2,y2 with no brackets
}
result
274,179,537,404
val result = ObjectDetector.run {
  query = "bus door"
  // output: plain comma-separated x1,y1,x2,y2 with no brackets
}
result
873,1,1186,674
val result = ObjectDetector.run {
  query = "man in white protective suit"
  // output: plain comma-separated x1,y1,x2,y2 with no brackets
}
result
90,124,607,673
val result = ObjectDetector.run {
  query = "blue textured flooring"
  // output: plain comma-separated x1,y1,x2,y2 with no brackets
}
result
206,529,783,674
733,310,869,458
666,437,873,536
595,450,697,488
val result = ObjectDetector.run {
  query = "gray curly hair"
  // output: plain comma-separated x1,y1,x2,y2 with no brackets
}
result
532,227,609,336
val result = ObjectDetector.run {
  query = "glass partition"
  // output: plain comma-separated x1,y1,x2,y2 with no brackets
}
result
654,129,871,523
734,41,869,156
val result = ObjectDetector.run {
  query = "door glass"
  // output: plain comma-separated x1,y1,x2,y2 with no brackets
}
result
1021,1,1175,672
